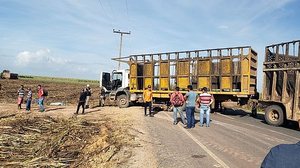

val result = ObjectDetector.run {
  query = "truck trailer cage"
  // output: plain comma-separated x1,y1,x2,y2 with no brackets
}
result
262,40,300,124
113,46,257,100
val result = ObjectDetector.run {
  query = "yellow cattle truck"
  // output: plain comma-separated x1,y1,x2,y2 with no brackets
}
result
261,40,300,126
111,46,258,113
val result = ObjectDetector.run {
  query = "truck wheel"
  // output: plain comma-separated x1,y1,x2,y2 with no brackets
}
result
264,105,284,126
117,95,129,108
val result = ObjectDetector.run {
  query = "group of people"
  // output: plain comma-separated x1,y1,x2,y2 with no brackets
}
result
143,85,214,129
17,84,46,112
75,84,92,114
171,85,214,128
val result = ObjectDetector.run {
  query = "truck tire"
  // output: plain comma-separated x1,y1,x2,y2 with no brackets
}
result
264,105,284,126
117,94,129,108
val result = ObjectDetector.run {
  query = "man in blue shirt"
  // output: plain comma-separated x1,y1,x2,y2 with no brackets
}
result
184,85,197,129
261,141,300,168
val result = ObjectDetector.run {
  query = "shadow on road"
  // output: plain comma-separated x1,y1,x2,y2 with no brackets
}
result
221,108,299,131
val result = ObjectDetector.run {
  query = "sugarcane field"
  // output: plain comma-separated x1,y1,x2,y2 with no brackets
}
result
1,1,300,168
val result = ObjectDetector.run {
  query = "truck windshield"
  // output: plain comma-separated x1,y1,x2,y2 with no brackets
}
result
112,72,122,80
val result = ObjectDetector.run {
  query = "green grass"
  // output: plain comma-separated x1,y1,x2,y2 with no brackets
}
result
19,75,99,85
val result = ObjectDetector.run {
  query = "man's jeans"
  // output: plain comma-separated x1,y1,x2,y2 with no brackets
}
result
38,97,45,112
26,99,31,111
186,106,195,128
200,105,210,126
173,106,186,124
144,102,152,115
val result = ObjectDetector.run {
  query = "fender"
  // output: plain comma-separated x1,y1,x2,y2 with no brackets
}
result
115,87,130,100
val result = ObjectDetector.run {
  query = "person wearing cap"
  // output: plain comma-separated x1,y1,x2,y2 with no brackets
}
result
196,87,214,127
85,84,92,108
143,85,153,117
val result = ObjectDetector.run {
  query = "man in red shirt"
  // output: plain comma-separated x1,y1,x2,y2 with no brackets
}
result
170,87,186,125
37,85,45,112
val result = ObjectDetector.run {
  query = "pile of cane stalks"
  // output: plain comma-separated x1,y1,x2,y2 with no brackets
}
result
0,112,133,167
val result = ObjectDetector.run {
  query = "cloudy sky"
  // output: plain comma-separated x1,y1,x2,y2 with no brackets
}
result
0,0,299,91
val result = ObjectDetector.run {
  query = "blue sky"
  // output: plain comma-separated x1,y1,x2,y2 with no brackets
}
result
0,0,299,91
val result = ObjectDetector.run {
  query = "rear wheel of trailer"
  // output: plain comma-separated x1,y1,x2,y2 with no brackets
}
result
264,105,285,126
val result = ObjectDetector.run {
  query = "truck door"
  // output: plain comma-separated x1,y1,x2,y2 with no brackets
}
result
100,72,111,90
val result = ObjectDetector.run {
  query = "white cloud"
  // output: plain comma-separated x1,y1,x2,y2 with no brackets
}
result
16,48,69,66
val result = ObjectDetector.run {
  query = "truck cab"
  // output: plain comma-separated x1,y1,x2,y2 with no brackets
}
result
100,69,131,108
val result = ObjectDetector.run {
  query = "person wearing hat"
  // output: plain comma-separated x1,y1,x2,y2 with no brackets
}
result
143,85,153,117
85,84,92,108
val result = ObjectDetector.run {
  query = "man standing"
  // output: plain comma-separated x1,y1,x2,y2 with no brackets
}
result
197,87,214,127
184,85,197,129
37,85,45,112
17,85,25,109
170,87,186,125
26,87,32,111
85,84,91,109
143,85,153,117
75,88,87,114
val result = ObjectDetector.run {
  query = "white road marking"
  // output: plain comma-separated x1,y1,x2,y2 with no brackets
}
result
216,113,235,120
162,112,230,168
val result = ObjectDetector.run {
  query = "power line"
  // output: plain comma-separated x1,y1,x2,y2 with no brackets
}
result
97,0,108,18
97,0,115,28
125,0,129,17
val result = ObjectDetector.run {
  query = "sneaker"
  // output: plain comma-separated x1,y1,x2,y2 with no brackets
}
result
173,122,177,125
74,113,78,115
150,114,154,117
199,125,203,127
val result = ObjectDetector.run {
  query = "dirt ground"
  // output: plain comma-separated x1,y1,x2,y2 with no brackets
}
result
0,103,156,168
0,79,156,168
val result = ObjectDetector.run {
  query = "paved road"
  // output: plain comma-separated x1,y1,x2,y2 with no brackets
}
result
139,108,300,168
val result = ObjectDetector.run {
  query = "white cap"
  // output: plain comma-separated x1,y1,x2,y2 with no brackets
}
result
87,84,90,87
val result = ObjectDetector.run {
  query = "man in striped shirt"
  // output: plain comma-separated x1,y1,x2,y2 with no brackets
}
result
196,87,214,127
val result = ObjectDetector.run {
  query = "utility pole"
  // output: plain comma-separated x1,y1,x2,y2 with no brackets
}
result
113,29,131,70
